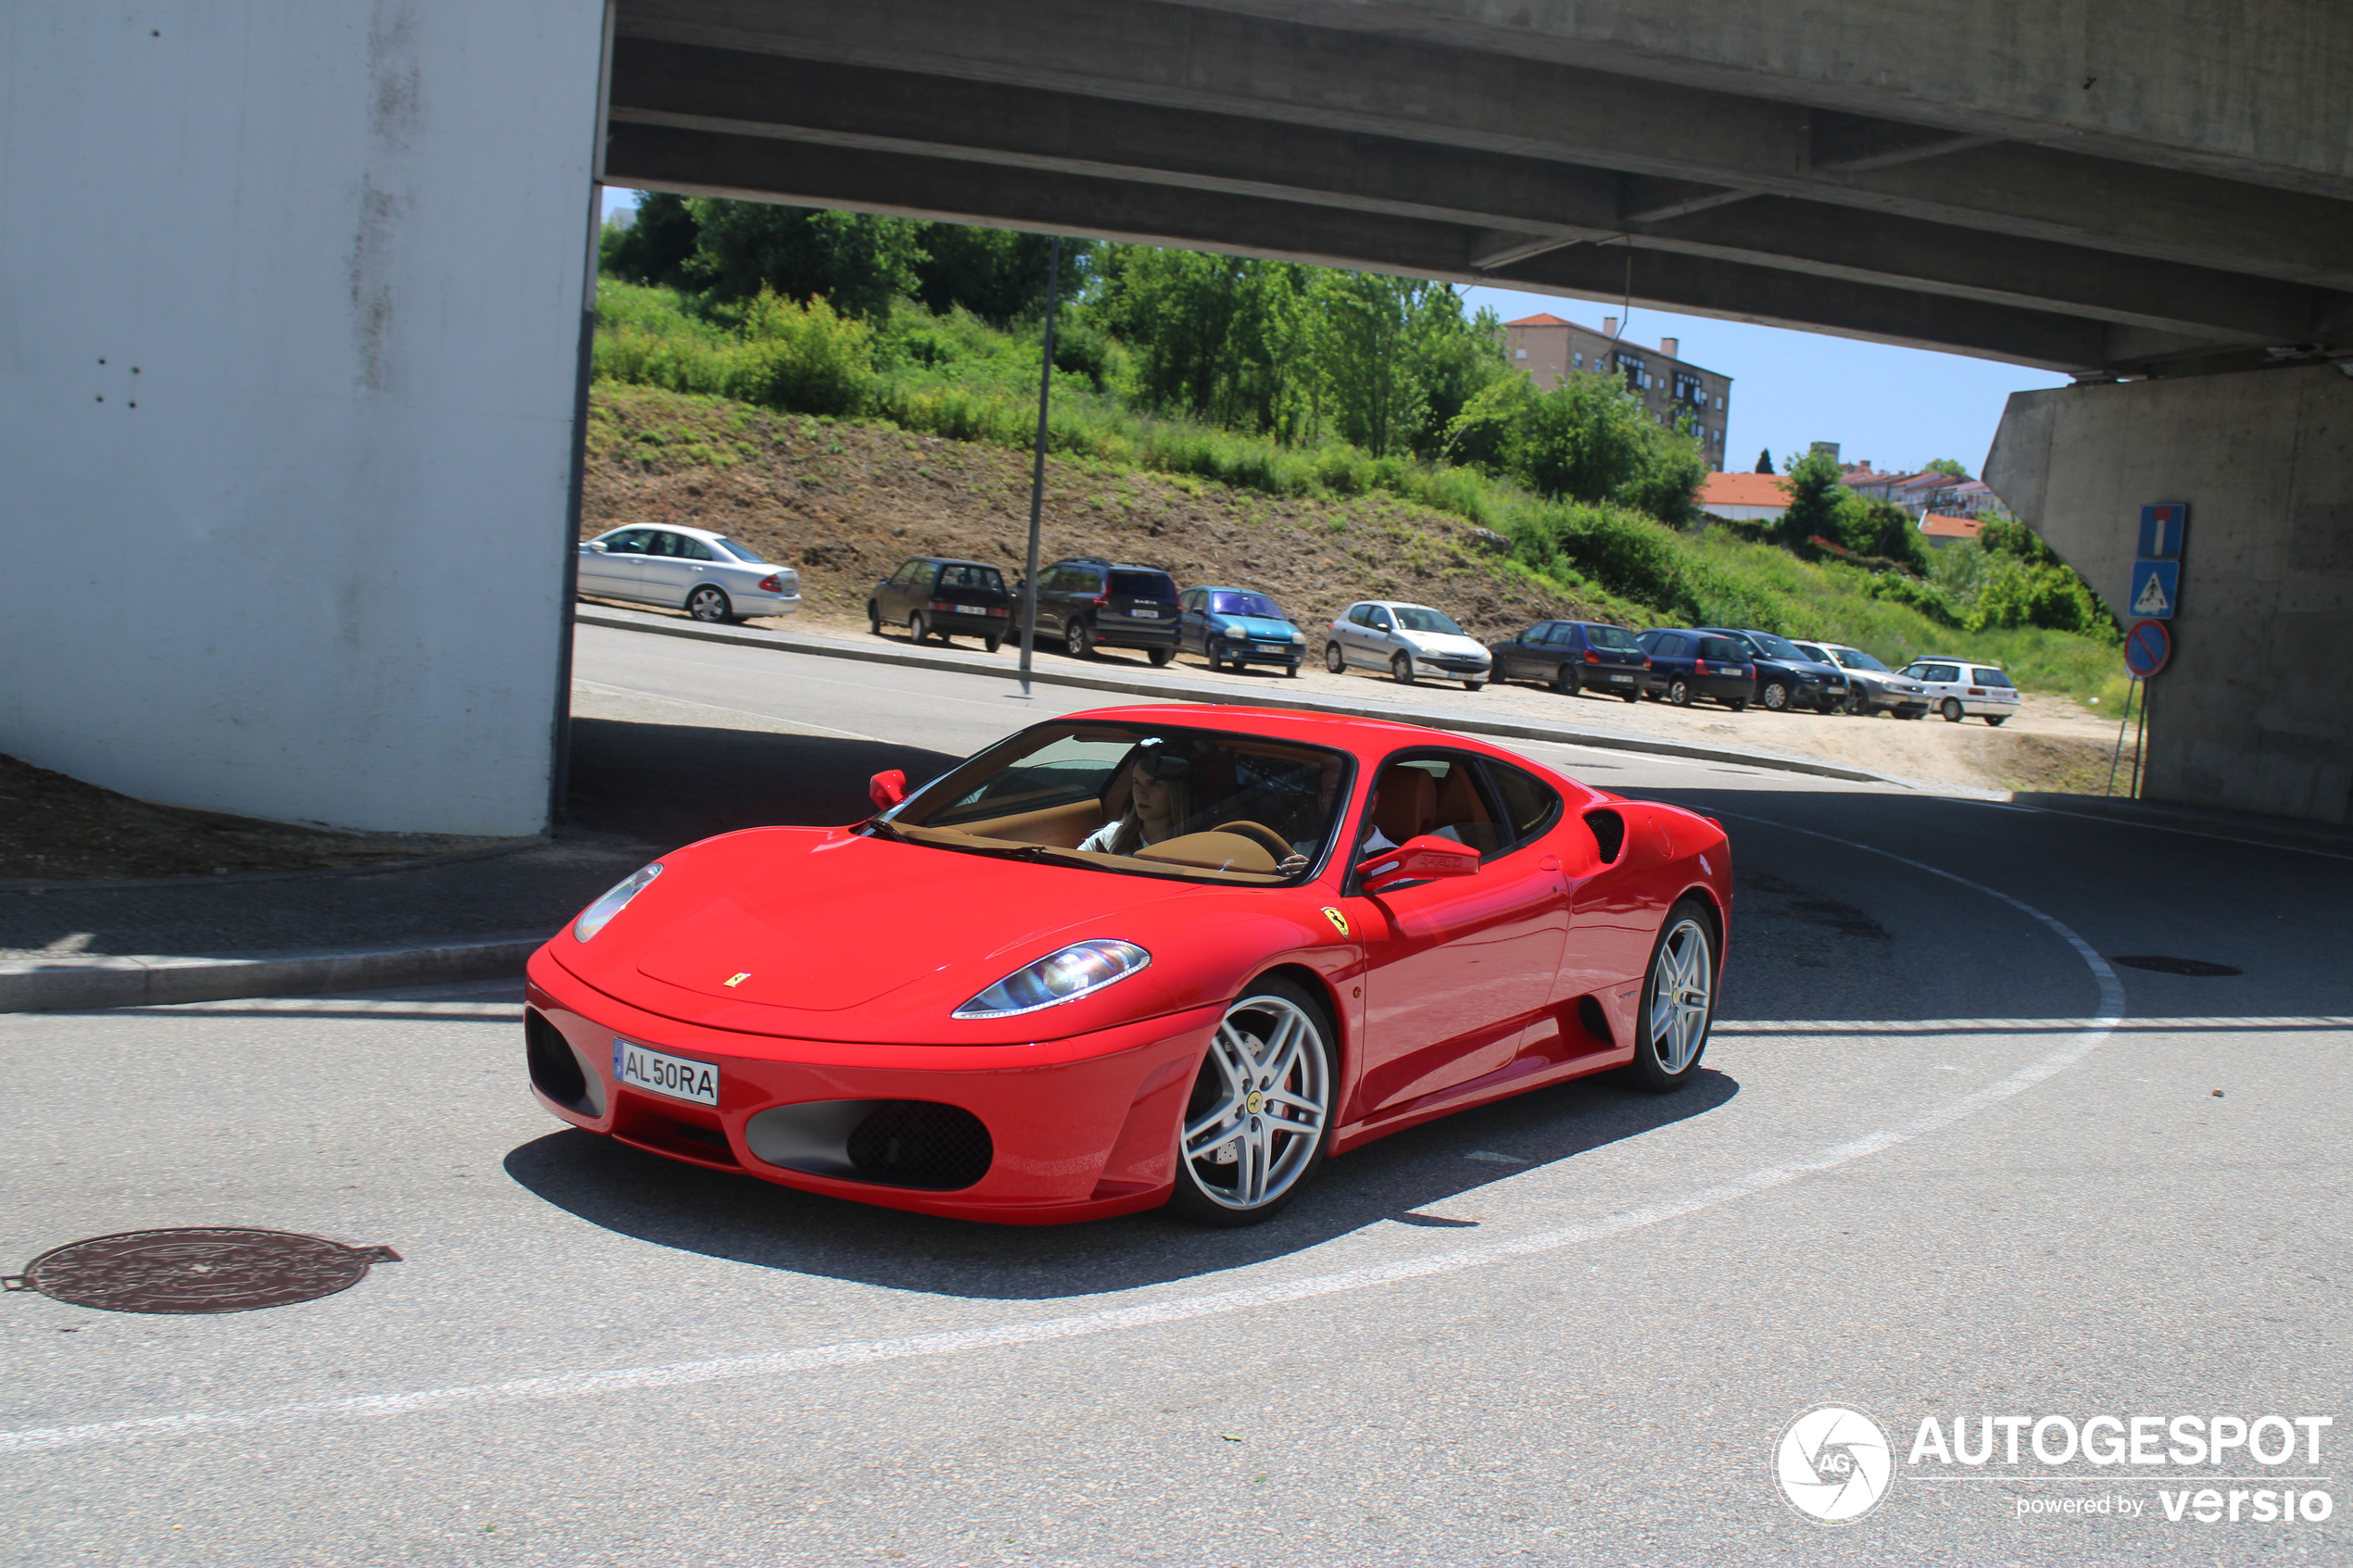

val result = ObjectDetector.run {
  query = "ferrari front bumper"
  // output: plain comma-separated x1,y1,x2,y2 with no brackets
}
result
524,949,1217,1223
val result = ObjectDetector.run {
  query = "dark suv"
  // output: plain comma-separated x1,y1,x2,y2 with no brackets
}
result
1695,627,1851,713
868,557,1013,650
1489,620,1646,701
1017,558,1181,664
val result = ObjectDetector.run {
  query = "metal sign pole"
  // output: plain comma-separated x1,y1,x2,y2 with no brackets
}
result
2129,683,2150,798
1017,236,1063,695
2104,676,2138,797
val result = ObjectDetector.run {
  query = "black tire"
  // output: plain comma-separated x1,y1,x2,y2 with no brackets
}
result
1554,665,1582,697
1941,697,1965,722
908,612,929,644
1984,714,2007,727
687,584,735,623
1391,652,1416,685
1325,643,1346,674
984,634,1001,654
1285,663,1300,678
1760,680,1792,711
1066,619,1095,659
1164,977,1337,1227
1625,898,1718,1094
1149,646,1174,668
1667,676,1693,707
1463,680,1483,692
1622,689,1642,703
867,601,883,635
1847,690,1870,717
1727,699,1748,712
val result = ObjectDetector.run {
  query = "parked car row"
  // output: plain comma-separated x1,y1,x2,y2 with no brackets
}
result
853,550,2021,724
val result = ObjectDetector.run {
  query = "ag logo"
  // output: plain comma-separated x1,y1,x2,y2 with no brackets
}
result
1320,907,1350,938
1774,1406,1893,1524
724,972,751,988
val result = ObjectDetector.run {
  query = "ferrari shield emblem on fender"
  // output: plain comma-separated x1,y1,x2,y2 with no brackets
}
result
724,972,751,988
1320,908,1350,939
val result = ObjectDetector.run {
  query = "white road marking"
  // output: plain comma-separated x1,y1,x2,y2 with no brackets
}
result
0,820,2123,1457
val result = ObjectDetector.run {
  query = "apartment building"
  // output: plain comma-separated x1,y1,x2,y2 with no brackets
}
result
1501,312,1733,470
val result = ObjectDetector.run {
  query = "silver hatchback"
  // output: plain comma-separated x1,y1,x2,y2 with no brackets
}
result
577,526,801,623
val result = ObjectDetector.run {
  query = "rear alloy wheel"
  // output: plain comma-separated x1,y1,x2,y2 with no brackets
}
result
1622,688,1642,703
867,601,883,634
1554,665,1582,697
1391,652,1416,685
1167,980,1335,1226
908,612,930,644
1627,900,1717,1093
1463,680,1483,692
687,585,735,623
1760,680,1792,711
1066,620,1095,659
1984,714,2008,727
1941,697,1965,722
1667,676,1693,707
1325,643,1346,674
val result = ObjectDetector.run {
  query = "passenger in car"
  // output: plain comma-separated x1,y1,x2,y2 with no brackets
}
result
1078,748,1194,855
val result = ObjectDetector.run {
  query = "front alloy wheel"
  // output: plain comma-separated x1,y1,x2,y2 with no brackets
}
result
1629,901,1716,1092
1760,680,1792,711
1167,981,1335,1225
1066,620,1094,659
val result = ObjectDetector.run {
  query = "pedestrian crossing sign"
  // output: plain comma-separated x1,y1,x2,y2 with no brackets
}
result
2130,559,2179,620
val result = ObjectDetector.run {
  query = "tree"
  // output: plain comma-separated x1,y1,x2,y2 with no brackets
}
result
910,226,1080,323
1447,368,1704,524
1773,448,1846,549
600,194,700,289
1922,457,1970,479
684,201,926,319
1755,448,1775,474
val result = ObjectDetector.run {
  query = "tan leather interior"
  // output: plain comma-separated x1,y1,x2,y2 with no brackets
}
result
1372,766,1438,844
1133,831,1279,873
1434,765,1492,834
937,798,1102,847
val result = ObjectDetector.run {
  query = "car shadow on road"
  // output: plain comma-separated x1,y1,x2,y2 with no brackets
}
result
501,1066,1738,1301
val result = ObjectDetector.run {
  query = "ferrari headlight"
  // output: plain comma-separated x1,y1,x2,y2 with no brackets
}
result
953,940,1151,1020
572,861,661,942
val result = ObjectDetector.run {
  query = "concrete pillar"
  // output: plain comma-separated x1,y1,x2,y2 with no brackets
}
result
0,2,606,834
1986,365,2353,825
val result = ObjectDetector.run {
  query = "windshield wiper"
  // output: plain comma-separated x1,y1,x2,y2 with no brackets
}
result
862,816,910,843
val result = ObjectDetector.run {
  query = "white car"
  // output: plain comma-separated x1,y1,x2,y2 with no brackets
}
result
1902,656,2021,725
577,525,801,623
1798,640,1930,719
1324,600,1491,691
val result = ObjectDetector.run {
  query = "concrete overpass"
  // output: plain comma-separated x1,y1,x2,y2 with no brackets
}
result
6,2,2349,835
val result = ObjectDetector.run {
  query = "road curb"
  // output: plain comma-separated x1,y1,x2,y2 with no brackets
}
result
0,933,544,1014
0,835,551,896
573,608,1902,786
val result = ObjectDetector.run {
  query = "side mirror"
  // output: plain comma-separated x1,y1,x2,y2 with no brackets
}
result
585,540,608,552
1355,834,1480,892
868,770,907,810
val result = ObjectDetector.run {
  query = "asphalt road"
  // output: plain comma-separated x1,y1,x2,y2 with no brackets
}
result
3,625,2347,1565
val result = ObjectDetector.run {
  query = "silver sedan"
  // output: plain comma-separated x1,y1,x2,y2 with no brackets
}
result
576,526,801,623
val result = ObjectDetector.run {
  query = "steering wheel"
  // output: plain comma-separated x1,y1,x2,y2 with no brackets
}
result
1212,820,1294,862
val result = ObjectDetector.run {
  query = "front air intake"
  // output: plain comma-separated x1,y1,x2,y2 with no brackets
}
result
744,1099,994,1190
524,1010,598,1114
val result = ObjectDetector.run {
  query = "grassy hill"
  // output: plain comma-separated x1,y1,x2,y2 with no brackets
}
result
588,282,2128,705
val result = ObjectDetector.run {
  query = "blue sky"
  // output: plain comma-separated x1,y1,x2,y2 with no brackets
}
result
599,188,2066,477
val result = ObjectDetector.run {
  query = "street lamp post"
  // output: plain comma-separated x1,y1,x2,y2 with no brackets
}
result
1017,236,1062,689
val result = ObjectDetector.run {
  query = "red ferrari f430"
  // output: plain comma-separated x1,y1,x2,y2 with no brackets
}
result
524,706,1731,1225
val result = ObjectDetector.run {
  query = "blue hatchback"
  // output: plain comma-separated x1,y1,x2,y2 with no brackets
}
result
1179,586,1307,674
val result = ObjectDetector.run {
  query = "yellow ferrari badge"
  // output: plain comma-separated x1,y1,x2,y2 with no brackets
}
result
724,972,751,988
1320,907,1350,939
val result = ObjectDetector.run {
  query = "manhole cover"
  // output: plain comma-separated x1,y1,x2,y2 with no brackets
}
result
4,1228,401,1314
2108,955,2244,977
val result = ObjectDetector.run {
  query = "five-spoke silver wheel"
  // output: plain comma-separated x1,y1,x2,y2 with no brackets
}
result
1169,983,1333,1224
1629,901,1715,1092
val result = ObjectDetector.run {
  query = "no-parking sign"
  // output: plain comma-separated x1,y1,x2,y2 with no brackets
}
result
2124,619,2171,678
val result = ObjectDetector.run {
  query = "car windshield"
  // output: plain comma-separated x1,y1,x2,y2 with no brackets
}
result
708,536,764,563
1831,647,1890,672
1392,607,1464,635
1210,591,1285,620
887,722,1351,884
1582,624,1639,651
1745,631,1806,660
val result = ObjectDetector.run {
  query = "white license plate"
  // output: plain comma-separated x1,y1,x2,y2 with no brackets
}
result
1256,644,1286,654
1607,672,1632,683
1127,608,1160,619
954,603,988,615
613,1038,720,1106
